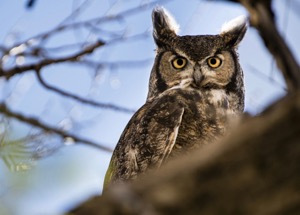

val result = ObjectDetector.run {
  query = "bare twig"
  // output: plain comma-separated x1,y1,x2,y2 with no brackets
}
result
247,64,287,91
35,70,135,113
0,40,105,79
0,102,113,152
14,0,172,45
79,58,152,69
60,0,92,25
1,31,150,80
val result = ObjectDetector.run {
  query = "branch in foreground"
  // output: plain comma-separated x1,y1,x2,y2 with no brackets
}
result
71,92,300,215
36,70,135,114
0,40,105,80
0,103,112,152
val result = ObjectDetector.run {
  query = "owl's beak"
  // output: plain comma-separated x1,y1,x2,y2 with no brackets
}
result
193,69,203,87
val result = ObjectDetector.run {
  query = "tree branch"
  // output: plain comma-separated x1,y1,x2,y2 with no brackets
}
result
35,70,135,114
0,102,112,152
247,64,287,91
0,40,105,80
12,0,172,46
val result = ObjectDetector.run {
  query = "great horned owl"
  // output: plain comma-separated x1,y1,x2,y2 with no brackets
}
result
104,7,247,189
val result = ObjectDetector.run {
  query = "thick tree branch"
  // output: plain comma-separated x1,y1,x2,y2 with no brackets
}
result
0,103,112,152
72,92,300,215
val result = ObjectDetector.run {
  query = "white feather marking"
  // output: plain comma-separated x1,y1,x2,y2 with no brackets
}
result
128,147,138,170
221,15,247,34
210,89,227,104
158,108,184,167
167,78,193,91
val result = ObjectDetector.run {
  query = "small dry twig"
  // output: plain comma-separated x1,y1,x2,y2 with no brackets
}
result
0,102,113,152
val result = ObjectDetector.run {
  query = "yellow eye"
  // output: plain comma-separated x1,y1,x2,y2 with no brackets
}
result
172,57,187,69
207,57,222,68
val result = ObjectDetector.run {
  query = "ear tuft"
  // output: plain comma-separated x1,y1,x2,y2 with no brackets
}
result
152,6,179,46
220,15,248,47
221,15,247,34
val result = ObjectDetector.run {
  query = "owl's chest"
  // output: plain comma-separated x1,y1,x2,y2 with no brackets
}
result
171,89,232,155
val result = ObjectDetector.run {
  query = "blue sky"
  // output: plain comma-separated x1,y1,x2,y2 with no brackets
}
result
0,0,298,214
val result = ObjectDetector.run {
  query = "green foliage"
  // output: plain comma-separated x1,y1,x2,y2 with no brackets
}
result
0,134,35,172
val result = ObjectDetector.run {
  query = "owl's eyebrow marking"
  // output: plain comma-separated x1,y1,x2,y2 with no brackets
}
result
169,52,181,59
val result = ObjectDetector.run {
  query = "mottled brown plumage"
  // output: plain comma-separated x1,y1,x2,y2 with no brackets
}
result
104,7,247,190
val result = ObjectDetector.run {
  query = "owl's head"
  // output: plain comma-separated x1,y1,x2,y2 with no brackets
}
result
147,7,247,111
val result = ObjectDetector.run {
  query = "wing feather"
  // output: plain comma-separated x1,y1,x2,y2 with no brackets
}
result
104,93,185,189
157,108,184,168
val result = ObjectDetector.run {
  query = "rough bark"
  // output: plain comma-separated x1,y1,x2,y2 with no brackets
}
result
72,92,300,215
